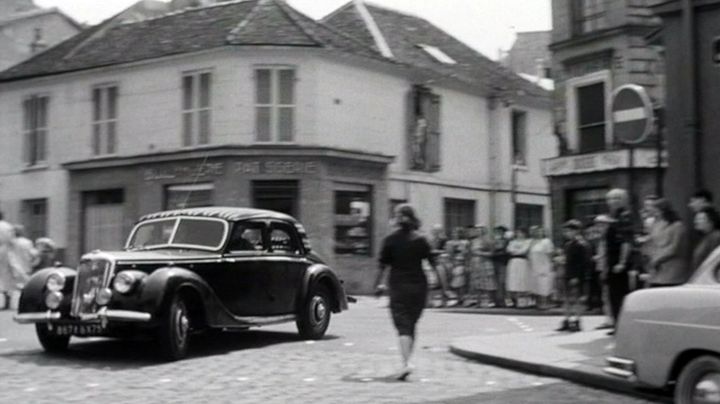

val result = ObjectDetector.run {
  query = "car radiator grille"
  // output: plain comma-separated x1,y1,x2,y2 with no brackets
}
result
70,259,113,317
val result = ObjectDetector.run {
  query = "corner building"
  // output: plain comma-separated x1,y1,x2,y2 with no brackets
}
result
0,0,553,293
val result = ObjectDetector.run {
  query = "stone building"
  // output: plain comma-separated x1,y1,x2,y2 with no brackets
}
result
0,0,553,292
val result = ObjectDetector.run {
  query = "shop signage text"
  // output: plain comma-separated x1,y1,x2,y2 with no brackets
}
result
234,161,319,175
144,162,225,181
542,149,667,177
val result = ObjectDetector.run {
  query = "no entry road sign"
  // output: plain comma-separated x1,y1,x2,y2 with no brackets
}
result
612,84,654,145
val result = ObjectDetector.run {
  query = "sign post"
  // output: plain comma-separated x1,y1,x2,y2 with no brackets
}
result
611,84,654,214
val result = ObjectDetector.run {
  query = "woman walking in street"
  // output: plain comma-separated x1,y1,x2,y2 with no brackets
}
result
374,204,436,380
529,226,555,310
506,228,533,308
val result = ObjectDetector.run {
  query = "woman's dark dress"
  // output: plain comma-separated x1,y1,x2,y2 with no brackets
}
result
379,229,433,337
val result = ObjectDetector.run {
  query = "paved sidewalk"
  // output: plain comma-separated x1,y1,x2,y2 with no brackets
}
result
450,316,670,403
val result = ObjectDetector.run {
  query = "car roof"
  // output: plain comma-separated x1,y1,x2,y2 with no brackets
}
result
138,207,298,223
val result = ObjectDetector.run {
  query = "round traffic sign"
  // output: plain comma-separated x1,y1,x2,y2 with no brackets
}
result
611,84,654,144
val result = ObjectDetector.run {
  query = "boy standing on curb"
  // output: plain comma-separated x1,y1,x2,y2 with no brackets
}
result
556,219,590,332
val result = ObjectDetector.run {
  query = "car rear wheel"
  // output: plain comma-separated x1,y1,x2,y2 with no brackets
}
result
35,324,70,353
157,294,191,361
296,286,331,340
675,355,720,404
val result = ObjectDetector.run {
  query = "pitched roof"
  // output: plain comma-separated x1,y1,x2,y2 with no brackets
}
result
0,0,387,82
323,1,550,103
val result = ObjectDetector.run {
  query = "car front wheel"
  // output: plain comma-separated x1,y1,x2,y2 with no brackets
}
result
157,294,191,361
296,286,331,340
35,324,70,353
675,355,720,404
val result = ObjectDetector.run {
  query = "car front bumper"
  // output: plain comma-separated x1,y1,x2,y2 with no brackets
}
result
14,307,152,324
604,356,637,381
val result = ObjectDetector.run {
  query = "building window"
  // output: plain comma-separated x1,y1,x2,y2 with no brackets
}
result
165,183,214,210
334,185,372,256
568,188,609,226
572,0,608,36
444,198,475,234
252,180,299,218
577,82,606,153
515,203,543,231
21,198,47,241
408,85,441,172
22,95,49,166
255,67,295,142
511,110,527,166
92,85,118,155
182,71,212,146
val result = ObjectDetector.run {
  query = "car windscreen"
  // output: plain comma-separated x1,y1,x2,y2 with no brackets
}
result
127,217,227,250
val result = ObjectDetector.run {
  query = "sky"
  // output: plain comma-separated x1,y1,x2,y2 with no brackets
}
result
33,0,551,60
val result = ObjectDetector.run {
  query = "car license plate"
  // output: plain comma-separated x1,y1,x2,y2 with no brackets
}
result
54,324,105,336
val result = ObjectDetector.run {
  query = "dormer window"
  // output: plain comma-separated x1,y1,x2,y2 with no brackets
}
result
417,44,456,65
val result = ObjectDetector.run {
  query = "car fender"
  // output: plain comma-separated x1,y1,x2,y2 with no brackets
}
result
298,264,348,313
17,267,76,313
135,266,232,326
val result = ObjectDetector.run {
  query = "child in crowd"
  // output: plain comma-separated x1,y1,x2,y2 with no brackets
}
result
556,220,590,332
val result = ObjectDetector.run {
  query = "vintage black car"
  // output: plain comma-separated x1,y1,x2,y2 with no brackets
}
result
14,207,349,360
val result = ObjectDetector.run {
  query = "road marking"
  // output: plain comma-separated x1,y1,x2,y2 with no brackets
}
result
361,378,372,382
387,347,397,351
23,387,37,392
486,381,496,385
532,381,544,386
86,383,100,388
236,377,250,382
159,378,172,383
0,338,7,342
305,340,315,345
303,378,316,382
343,342,354,347
419,378,431,383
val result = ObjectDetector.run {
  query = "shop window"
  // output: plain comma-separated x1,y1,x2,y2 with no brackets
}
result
511,110,527,166
165,183,214,210
568,188,609,226
577,82,606,153
22,94,49,166
82,189,125,253
408,85,441,172
572,0,608,36
255,67,295,142
444,198,475,235
182,70,212,146
91,84,118,156
21,198,47,241
252,180,299,218
515,203,543,231
335,185,372,256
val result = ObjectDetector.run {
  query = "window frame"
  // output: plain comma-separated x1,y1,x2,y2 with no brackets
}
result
254,65,297,143
91,83,119,156
225,220,267,254
566,70,612,153
21,198,48,241
181,69,213,147
267,220,303,255
511,109,528,167
571,0,608,36
22,93,50,167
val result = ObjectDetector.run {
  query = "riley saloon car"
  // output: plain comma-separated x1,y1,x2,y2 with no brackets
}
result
14,207,348,360
605,245,720,403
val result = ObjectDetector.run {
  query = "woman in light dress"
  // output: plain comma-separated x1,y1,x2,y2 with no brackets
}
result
0,221,30,309
505,228,533,308
529,226,555,310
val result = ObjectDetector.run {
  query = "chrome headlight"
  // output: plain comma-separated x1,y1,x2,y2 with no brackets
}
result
112,272,136,294
45,291,63,309
46,272,66,292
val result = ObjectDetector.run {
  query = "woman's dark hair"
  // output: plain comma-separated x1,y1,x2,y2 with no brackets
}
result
693,189,714,202
395,203,421,230
654,198,680,223
697,206,720,231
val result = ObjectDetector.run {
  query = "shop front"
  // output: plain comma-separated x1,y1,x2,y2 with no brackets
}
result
63,146,393,294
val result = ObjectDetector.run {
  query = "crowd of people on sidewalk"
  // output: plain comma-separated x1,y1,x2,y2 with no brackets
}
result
419,189,720,336
0,211,59,310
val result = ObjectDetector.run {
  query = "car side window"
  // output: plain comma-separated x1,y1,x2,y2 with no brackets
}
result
227,221,265,253
269,222,301,255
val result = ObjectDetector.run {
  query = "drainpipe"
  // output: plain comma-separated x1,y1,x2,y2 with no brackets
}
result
682,0,701,189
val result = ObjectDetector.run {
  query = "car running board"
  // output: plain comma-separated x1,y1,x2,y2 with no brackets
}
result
230,314,297,327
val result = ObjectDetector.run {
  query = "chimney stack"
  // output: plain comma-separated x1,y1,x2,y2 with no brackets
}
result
30,28,47,54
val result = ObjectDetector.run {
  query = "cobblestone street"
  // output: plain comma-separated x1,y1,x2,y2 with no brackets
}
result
0,298,656,403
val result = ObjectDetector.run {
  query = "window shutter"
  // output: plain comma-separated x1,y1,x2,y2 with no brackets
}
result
406,87,418,170
427,93,441,171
